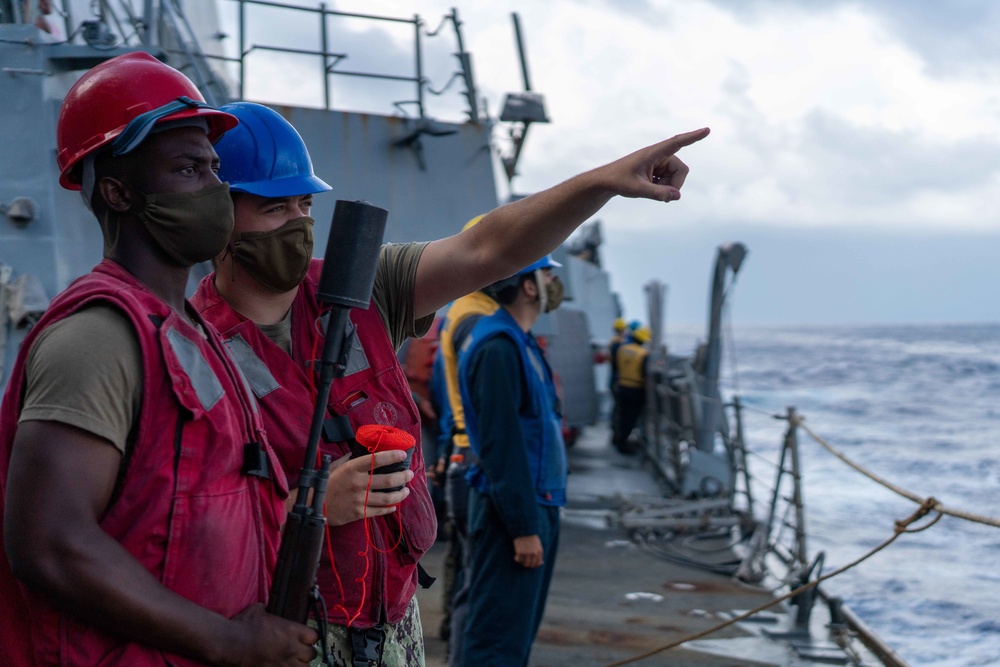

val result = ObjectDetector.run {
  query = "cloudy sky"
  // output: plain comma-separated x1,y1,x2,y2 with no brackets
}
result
221,0,1000,325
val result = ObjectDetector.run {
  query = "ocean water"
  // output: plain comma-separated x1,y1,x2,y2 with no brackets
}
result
666,322,1000,667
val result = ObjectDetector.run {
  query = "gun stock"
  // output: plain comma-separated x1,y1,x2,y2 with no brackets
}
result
267,455,331,621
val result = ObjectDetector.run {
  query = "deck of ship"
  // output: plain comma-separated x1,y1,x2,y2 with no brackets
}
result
415,422,871,666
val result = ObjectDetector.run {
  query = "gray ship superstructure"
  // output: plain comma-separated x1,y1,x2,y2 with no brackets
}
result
0,2,906,665
0,0,616,408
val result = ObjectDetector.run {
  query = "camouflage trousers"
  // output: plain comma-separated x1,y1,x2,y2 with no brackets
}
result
311,597,425,667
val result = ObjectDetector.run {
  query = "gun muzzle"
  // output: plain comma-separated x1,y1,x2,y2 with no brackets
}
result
317,200,388,309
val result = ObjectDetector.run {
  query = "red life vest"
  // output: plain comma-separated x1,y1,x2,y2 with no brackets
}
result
192,259,436,627
0,260,287,666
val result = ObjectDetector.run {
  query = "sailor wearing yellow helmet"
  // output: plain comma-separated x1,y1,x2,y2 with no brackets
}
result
432,215,499,657
613,324,652,454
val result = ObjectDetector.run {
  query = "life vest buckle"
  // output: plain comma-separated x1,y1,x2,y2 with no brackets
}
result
241,441,271,479
349,623,388,666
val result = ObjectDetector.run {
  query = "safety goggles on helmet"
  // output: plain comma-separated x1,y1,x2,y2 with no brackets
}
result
111,96,216,157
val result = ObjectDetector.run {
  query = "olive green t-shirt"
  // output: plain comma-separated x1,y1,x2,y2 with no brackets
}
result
373,243,435,350
20,304,142,455
17,242,433,454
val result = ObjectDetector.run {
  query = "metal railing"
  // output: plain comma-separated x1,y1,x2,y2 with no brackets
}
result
30,0,480,118
214,0,479,117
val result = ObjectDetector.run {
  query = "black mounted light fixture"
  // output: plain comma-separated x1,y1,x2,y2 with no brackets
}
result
393,117,459,171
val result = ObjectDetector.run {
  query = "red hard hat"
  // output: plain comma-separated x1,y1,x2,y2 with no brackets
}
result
56,52,238,190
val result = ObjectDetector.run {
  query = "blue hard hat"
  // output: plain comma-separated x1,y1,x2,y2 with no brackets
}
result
215,102,332,198
517,254,562,275
484,254,562,298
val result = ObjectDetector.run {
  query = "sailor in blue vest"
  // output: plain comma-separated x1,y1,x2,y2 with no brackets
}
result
456,255,567,666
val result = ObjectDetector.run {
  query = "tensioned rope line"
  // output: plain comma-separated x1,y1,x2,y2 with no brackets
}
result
679,400,1000,527
602,499,941,667
653,391,996,529
678,386,784,420
795,417,1000,529
739,401,787,419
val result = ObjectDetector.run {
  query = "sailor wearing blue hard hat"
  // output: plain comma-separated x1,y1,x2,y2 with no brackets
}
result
214,102,332,198
191,99,710,664
483,254,564,315
194,101,438,665
210,102,332,293
453,252,566,666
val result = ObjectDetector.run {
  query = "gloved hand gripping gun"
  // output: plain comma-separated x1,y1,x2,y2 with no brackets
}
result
267,200,388,623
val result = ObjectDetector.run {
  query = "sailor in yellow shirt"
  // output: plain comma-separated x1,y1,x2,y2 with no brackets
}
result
435,217,499,660
613,326,651,454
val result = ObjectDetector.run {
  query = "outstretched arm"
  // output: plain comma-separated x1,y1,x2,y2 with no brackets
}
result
413,128,710,318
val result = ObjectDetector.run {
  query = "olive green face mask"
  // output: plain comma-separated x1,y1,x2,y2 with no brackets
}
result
534,270,565,313
229,216,315,293
136,182,235,266
543,275,565,313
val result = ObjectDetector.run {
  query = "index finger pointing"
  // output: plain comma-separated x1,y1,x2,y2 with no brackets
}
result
677,127,711,148
658,127,711,156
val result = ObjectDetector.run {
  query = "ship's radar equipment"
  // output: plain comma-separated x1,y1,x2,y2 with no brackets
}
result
499,13,549,184
500,91,549,124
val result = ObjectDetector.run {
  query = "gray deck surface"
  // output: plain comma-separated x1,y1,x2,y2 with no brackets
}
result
414,423,848,667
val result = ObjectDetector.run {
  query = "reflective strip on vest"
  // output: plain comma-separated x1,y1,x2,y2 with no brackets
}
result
191,258,437,627
319,313,371,376
165,326,225,411
226,333,281,399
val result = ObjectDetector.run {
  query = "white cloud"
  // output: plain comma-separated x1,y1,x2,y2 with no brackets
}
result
246,0,1000,237
443,0,1000,232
